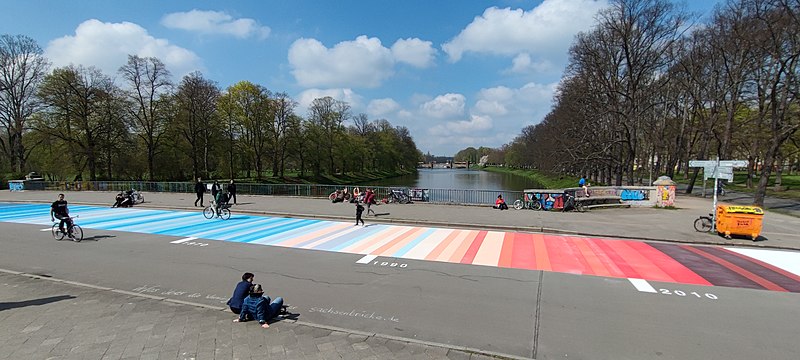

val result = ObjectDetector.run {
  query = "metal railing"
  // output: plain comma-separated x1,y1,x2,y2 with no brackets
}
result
21,180,524,206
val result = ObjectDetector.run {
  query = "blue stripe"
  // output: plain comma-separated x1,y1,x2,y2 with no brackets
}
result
212,217,300,240
104,212,201,231
234,219,317,243
248,221,331,243
393,228,437,257
317,224,387,251
328,225,390,251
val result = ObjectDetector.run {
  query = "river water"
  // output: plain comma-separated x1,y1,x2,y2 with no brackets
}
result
363,168,543,191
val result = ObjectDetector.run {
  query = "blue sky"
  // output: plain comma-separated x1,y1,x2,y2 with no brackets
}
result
1,0,719,156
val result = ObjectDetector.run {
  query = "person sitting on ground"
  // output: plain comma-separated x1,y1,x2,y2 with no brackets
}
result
352,187,361,202
493,194,508,210
113,192,125,208
332,189,344,203
227,272,254,314
233,284,284,329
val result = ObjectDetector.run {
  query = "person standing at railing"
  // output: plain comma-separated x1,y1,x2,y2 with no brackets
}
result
227,179,237,204
194,177,206,207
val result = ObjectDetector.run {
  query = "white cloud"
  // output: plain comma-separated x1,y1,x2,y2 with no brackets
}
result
296,88,362,113
442,0,607,62
506,53,556,74
419,93,466,119
429,114,493,136
473,82,556,120
367,98,401,117
289,36,394,88
46,19,202,79
161,9,270,39
391,38,436,68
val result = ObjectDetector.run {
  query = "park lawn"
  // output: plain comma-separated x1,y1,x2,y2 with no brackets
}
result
674,171,800,200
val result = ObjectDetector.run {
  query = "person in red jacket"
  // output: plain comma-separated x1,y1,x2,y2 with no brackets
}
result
493,194,508,210
364,188,377,216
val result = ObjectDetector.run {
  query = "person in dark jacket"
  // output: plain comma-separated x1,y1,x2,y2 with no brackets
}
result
194,178,206,207
211,180,221,200
233,284,284,329
227,179,237,204
227,272,254,314
355,202,365,226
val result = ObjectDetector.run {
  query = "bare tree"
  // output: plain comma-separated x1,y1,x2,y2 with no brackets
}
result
0,34,48,172
118,55,172,180
174,71,219,178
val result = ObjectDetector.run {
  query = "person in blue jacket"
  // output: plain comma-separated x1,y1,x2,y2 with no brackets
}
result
233,284,284,329
227,272,254,314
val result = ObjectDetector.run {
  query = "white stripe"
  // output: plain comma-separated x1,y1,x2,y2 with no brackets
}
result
628,278,657,293
170,237,196,244
356,254,378,264
726,248,800,277
40,228,54,232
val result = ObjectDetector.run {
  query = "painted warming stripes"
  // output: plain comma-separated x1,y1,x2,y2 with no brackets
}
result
510,233,538,270
543,235,591,274
684,247,789,292
604,240,675,282
531,234,552,271
572,237,615,277
424,230,463,261
460,231,488,264
625,241,712,286
650,243,764,290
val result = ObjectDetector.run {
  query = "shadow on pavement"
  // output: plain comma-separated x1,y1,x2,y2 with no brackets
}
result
82,234,116,241
0,295,76,311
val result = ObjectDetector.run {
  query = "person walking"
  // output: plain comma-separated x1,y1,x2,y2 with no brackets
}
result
355,201,365,226
364,188,377,216
194,177,206,207
211,180,221,200
227,179,237,205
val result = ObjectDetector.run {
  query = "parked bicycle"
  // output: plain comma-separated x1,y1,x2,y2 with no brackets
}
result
52,215,84,242
694,213,714,232
387,189,411,204
562,193,587,213
513,194,542,210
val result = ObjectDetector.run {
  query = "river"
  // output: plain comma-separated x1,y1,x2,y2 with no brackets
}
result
363,168,543,191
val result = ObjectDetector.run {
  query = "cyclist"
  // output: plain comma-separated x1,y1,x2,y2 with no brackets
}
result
50,193,75,239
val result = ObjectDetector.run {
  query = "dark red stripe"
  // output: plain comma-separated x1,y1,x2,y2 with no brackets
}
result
696,247,799,292
682,246,786,292
589,238,641,278
648,243,763,290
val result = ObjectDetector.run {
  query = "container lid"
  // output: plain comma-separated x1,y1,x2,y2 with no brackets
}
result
718,205,763,214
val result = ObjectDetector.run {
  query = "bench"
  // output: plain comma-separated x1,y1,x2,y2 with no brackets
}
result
574,195,629,209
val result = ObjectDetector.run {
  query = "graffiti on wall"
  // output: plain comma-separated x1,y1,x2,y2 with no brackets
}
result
8,181,23,192
620,189,649,201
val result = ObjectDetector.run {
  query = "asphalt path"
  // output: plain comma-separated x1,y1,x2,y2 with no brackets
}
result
1,208,798,359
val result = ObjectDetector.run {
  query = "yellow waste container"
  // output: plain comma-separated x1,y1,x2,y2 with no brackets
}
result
716,205,764,240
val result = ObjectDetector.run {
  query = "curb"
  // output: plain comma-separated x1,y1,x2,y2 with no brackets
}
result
2,198,796,251
0,267,530,360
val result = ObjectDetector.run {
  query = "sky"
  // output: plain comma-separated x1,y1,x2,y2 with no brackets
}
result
0,0,720,156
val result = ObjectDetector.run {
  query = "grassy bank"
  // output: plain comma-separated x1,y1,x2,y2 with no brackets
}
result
481,166,579,189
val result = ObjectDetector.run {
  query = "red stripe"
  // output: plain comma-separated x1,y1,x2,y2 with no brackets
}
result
588,238,641,278
544,235,590,274
510,233,537,270
497,232,515,268
683,246,787,292
460,231,488,264
626,242,712,285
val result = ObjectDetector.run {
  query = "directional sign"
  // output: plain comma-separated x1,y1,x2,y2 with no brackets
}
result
689,160,748,168
704,166,734,181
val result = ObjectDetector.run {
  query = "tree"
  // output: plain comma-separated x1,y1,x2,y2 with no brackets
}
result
174,71,220,179
0,34,48,172
308,96,349,173
226,81,273,180
271,92,296,177
118,55,172,180
36,65,118,180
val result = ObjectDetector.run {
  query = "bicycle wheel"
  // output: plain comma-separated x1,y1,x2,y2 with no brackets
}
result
52,224,65,241
513,200,523,210
694,217,712,232
575,203,587,213
531,201,543,211
203,206,215,219
219,208,231,220
136,193,144,203
399,195,410,204
329,192,336,201
70,225,84,242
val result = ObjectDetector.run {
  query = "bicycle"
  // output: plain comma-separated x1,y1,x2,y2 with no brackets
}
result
694,213,714,232
52,216,84,242
513,194,543,211
562,193,587,213
203,200,231,220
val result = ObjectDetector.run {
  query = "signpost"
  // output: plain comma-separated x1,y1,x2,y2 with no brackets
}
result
688,158,749,232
